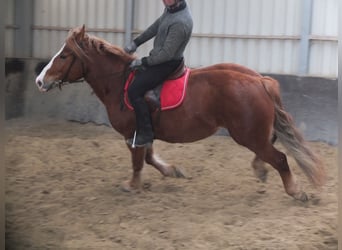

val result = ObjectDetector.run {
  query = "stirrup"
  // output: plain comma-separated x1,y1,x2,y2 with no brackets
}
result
126,131,153,148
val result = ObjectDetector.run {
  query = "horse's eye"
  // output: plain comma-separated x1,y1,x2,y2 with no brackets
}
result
59,54,67,59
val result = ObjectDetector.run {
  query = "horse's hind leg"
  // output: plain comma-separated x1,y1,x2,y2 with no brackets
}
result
255,143,308,201
251,133,277,182
252,156,268,182
145,146,186,178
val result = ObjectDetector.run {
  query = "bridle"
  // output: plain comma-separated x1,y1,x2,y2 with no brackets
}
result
61,54,78,82
49,42,132,112
53,53,86,91
54,50,130,91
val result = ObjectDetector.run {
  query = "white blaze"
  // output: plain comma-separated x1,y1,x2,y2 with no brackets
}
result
35,44,66,87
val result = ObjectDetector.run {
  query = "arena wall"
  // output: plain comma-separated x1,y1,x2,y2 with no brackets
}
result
6,0,338,78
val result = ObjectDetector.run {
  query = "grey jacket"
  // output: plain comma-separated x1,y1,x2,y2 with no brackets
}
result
134,2,193,66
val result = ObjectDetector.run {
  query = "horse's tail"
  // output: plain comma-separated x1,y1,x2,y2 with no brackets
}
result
261,77,326,187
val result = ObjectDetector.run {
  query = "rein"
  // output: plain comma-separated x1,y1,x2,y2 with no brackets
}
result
55,52,130,91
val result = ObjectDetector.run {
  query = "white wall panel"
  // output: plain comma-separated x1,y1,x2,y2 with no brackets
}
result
309,0,338,77
183,0,302,75
32,0,126,58
134,0,164,30
312,0,338,36
5,0,337,77
309,41,338,77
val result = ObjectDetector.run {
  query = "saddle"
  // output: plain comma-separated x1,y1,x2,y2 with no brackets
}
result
144,60,186,109
124,60,190,112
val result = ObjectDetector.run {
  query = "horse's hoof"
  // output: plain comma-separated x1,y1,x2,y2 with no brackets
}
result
169,166,186,178
293,191,309,202
254,169,268,183
257,173,267,183
120,180,140,192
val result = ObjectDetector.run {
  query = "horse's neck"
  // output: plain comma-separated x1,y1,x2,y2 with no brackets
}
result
84,58,133,135
84,55,126,105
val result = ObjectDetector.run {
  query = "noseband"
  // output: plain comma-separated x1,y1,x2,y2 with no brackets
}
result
55,52,86,90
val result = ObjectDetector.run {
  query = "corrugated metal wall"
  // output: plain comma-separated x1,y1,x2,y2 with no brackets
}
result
32,0,126,59
309,0,338,76
186,0,302,74
5,0,338,78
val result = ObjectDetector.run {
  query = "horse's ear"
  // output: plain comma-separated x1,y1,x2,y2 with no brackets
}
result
80,25,86,39
75,25,86,42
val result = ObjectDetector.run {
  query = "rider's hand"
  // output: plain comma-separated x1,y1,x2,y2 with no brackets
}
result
124,41,137,54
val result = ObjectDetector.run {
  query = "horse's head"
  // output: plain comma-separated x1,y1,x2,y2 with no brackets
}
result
35,25,88,92
36,25,136,92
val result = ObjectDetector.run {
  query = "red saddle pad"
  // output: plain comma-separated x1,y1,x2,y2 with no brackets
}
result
124,68,191,111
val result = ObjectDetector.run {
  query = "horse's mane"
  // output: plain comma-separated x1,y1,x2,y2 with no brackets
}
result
66,27,135,63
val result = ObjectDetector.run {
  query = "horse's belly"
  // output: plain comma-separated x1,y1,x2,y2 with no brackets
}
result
154,114,219,143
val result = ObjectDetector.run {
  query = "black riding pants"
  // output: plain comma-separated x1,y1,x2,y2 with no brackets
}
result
127,59,183,102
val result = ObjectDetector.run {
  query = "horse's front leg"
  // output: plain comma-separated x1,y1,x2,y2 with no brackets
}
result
145,146,186,178
121,145,147,192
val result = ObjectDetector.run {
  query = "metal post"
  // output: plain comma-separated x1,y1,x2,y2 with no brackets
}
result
124,0,135,46
298,0,313,75
14,0,33,58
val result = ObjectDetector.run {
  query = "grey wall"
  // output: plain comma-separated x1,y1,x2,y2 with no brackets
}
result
5,58,337,145
268,74,337,145
6,58,109,124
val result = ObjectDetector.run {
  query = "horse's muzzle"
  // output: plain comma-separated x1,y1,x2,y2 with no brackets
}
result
36,79,43,88
35,79,53,92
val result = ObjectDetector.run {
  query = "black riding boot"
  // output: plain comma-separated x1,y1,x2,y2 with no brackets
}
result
128,98,154,147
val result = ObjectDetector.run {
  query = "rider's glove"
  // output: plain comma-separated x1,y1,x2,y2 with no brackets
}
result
124,41,137,54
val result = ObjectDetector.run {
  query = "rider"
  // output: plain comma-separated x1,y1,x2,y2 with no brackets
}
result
124,0,193,147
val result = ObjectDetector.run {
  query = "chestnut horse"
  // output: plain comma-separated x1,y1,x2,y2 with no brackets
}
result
35,26,325,201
